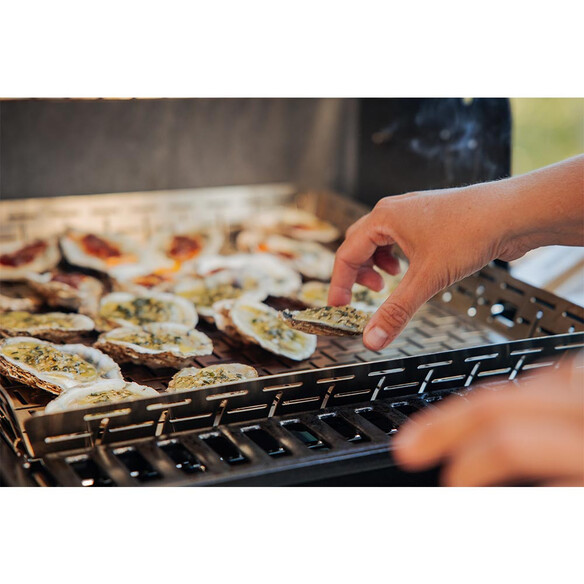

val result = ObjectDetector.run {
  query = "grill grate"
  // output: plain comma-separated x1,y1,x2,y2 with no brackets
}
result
1,185,583,486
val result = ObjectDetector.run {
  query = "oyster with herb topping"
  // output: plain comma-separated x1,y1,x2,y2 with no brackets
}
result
168,363,258,391
279,305,370,336
95,323,213,369
0,311,95,343
230,300,316,360
0,336,122,395
96,291,198,331
45,379,160,413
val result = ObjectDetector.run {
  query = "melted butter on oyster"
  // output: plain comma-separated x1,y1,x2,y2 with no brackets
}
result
1,340,98,380
279,305,370,336
1,311,81,330
168,364,258,391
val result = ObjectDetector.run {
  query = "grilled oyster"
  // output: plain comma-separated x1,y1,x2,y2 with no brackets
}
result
95,323,213,369
154,229,224,271
0,237,61,281
97,292,198,331
168,363,258,391
45,379,160,413
0,311,95,343
297,269,404,313
26,271,104,316
245,206,340,242
174,271,268,322
236,232,334,280
0,282,43,313
0,336,122,395
279,305,370,336
111,269,177,294
230,301,316,360
195,253,302,298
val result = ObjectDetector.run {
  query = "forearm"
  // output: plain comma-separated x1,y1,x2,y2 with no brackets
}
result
487,155,584,257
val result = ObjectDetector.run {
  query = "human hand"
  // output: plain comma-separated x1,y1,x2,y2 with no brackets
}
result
392,355,584,486
328,156,584,351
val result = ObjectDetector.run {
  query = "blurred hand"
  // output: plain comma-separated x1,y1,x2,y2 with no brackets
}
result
393,356,584,486
328,156,584,351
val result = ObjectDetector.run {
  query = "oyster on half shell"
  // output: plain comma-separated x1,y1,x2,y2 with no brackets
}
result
168,363,258,391
26,271,104,316
244,206,340,243
0,336,122,395
236,232,335,280
279,305,370,337
45,379,160,413
0,237,61,281
229,301,316,361
0,311,95,343
96,292,198,331
0,282,43,313
95,323,213,369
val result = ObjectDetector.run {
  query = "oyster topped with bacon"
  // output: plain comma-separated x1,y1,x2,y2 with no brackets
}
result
167,363,258,391
45,379,160,413
96,292,198,331
279,305,370,336
0,311,95,343
0,237,61,281
229,300,317,361
154,229,224,271
95,323,213,369
0,336,122,395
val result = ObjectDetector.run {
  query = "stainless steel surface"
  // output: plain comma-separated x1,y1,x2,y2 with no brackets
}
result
1,184,583,485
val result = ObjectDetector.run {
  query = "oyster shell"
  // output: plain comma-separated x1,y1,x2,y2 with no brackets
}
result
0,311,95,343
26,271,104,316
279,305,370,336
236,232,334,280
195,253,302,298
0,282,43,313
297,268,404,313
174,271,268,322
0,237,61,281
168,363,258,391
244,206,340,242
95,323,213,369
154,229,224,271
97,291,198,331
0,336,122,395
45,379,160,413
60,229,170,276
229,301,316,361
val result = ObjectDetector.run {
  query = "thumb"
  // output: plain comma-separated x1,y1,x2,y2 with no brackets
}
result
363,265,438,351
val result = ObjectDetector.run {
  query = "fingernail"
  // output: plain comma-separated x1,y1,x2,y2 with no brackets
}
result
366,326,389,350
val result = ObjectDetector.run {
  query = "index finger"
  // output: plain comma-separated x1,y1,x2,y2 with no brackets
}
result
328,217,393,305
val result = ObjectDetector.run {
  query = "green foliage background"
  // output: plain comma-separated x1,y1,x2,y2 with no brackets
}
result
511,98,583,176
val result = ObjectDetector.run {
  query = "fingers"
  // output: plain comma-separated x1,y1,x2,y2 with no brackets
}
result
394,370,584,471
328,217,394,306
373,246,401,276
355,265,385,291
362,265,438,350
441,419,584,486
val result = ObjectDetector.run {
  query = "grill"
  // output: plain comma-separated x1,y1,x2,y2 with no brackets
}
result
1,184,583,486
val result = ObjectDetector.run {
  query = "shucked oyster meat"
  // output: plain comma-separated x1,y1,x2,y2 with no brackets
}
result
97,291,198,330
229,300,317,361
95,323,213,369
45,379,160,413
168,363,258,391
0,311,95,343
0,336,122,395
279,305,371,336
